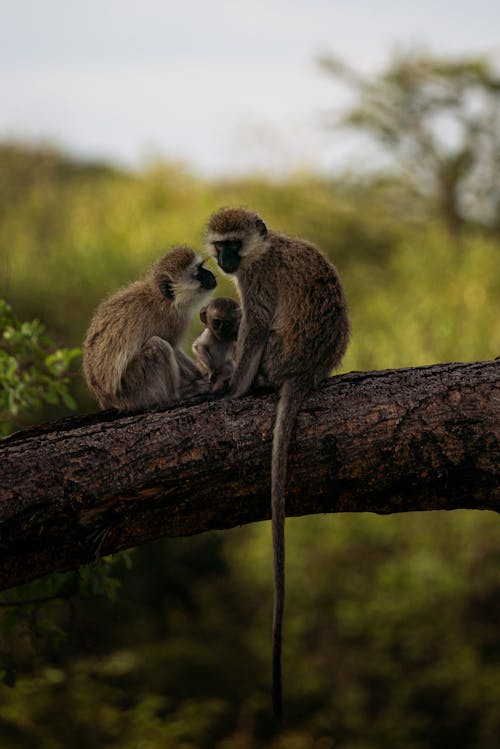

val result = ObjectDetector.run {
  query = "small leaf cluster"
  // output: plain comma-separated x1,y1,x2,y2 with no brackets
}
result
0,298,81,435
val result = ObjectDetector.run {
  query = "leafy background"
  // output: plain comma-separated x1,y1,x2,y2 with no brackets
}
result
1,51,499,749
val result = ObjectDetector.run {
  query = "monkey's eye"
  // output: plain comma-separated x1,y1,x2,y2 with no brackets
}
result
212,318,222,330
214,240,241,254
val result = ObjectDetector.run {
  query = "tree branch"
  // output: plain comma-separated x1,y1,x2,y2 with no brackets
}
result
0,361,498,592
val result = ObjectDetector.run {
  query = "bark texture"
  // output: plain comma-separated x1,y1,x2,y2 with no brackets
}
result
0,360,498,592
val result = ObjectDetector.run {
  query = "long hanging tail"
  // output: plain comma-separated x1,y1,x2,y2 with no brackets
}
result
272,378,307,722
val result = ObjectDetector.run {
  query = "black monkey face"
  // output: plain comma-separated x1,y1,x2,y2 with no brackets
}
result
213,239,242,274
194,264,217,291
210,316,238,340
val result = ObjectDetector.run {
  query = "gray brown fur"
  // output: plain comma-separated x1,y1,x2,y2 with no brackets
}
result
83,246,213,411
192,297,241,393
206,207,350,720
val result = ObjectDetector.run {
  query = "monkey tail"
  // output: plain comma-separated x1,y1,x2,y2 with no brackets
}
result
271,377,308,723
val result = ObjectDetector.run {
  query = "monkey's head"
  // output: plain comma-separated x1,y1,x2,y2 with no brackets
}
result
200,296,241,342
150,245,216,306
206,207,268,274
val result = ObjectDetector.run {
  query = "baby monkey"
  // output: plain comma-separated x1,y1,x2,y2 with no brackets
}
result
192,297,241,393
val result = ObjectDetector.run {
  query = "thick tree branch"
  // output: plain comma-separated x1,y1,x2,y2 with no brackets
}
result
0,361,498,592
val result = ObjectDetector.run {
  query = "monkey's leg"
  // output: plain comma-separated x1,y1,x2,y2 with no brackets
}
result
191,342,216,381
175,348,211,399
175,348,204,379
119,336,181,410
230,317,267,397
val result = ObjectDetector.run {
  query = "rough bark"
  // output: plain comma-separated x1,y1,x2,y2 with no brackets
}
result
0,360,498,592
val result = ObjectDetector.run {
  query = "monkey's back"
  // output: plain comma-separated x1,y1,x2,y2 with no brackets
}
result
259,234,349,386
83,281,183,406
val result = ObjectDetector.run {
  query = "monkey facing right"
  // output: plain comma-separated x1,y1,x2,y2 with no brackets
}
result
83,245,216,411
206,207,350,721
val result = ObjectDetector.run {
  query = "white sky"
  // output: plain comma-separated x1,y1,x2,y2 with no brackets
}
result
1,0,499,176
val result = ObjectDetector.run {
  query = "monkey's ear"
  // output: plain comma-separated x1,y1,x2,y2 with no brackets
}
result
200,306,208,324
256,218,268,237
159,279,174,300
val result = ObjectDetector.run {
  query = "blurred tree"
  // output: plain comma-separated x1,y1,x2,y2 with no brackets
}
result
320,50,500,234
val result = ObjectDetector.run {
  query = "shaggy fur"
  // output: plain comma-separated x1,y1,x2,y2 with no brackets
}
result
206,208,350,720
83,246,214,411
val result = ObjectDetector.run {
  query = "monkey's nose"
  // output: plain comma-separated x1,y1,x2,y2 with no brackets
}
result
198,267,217,290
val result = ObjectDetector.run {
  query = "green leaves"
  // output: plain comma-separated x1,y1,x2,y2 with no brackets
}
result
0,298,81,435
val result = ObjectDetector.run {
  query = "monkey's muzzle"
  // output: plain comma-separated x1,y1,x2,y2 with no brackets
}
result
213,240,242,274
196,266,217,291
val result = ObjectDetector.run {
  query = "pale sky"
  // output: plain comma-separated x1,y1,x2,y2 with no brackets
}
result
1,0,499,176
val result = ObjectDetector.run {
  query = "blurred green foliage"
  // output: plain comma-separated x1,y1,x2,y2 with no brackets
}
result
0,297,80,435
0,139,499,748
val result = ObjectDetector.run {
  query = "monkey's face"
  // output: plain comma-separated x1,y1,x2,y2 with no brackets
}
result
172,260,216,305
200,297,241,340
192,261,217,292
208,309,240,341
207,209,269,275
212,239,242,274
157,256,216,305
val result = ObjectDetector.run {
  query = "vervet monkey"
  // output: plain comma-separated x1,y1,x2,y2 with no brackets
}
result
83,246,216,411
192,297,241,393
206,207,350,720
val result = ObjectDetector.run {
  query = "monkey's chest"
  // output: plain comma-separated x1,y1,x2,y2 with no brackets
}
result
154,315,184,346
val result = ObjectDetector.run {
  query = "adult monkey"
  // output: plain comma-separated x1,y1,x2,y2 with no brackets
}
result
83,246,216,411
206,207,350,720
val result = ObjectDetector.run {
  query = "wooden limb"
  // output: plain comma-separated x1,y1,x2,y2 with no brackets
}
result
0,360,498,592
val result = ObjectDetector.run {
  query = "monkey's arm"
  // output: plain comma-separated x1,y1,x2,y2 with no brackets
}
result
192,336,216,379
230,317,268,397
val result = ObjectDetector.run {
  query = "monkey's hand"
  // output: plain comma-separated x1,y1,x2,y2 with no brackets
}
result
211,375,231,395
179,377,212,400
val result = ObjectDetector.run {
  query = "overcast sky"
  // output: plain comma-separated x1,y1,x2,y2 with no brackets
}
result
1,0,499,176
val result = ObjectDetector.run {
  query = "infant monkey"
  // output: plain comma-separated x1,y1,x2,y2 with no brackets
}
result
192,297,241,393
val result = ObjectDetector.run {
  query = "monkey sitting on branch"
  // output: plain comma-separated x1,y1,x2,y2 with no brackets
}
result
192,297,241,393
206,207,350,721
83,245,216,411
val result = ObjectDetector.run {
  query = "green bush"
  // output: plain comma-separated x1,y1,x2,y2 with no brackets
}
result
0,298,80,435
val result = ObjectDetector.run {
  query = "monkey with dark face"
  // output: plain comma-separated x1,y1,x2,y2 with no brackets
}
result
192,297,241,393
206,207,350,720
83,245,216,411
